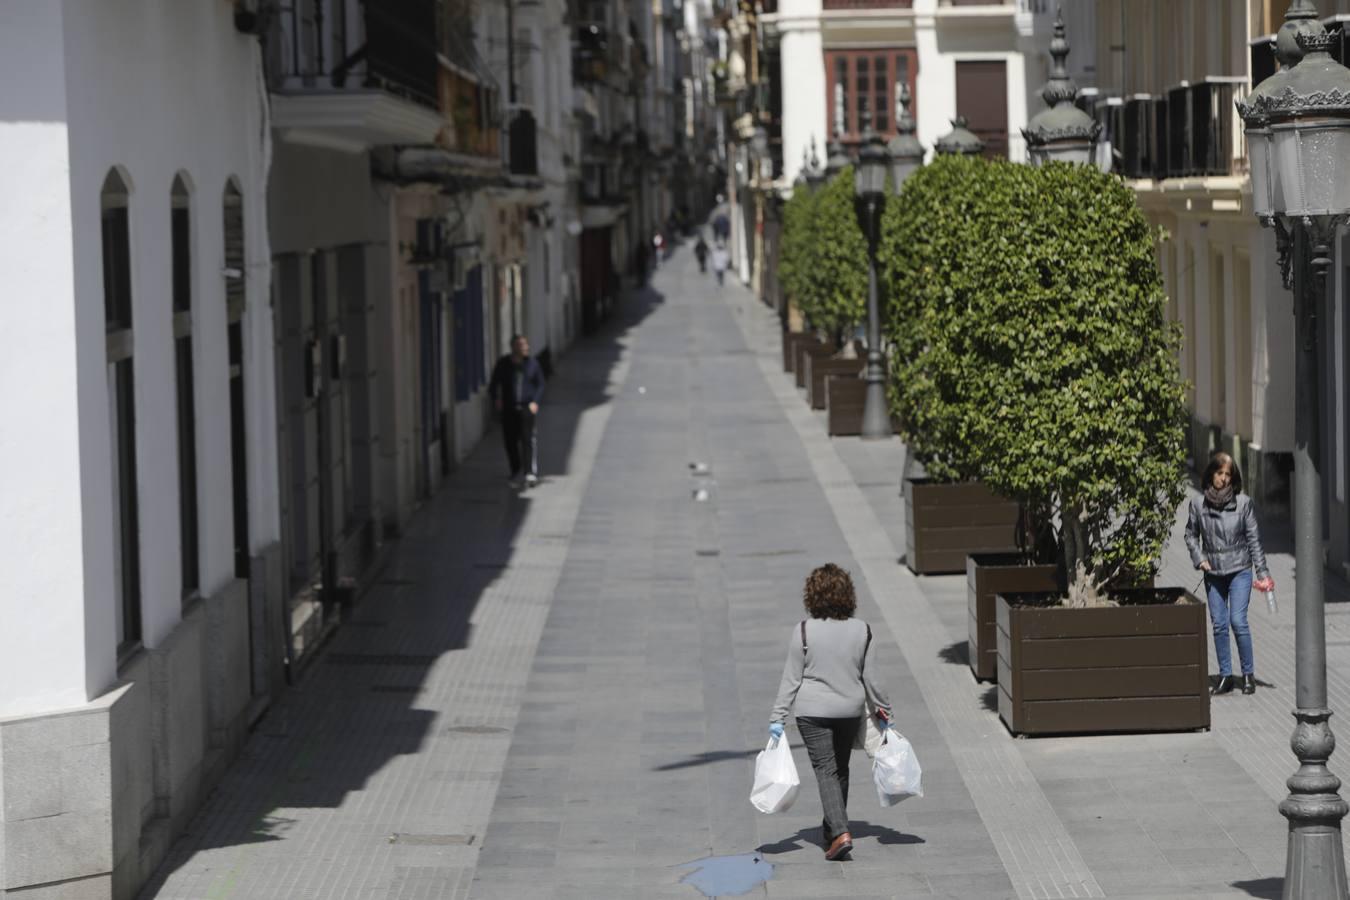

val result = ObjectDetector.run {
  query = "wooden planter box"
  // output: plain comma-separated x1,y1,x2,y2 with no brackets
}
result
782,331,816,373
966,553,1060,683
995,589,1210,736
795,340,834,389
903,478,1019,575
826,376,866,436
806,356,865,409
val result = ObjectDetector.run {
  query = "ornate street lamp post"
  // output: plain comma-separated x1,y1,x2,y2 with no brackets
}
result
887,84,925,190
1238,2,1350,896
826,83,853,178
1022,8,1100,167
934,115,985,157
805,138,826,190
854,126,890,440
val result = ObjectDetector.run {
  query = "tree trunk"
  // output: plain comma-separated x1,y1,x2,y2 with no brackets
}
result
1062,505,1102,608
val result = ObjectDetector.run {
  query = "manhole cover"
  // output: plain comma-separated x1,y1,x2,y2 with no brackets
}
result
388,833,475,846
444,725,510,735
695,549,721,557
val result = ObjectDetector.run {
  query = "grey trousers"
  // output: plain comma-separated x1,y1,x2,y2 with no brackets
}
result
797,715,861,841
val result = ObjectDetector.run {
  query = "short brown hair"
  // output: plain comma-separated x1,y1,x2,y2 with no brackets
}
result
803,563,857,620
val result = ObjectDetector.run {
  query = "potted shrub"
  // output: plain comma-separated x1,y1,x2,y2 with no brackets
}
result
880,156,1019,574
797,169,869,395
947,161,1197,735
778,184,819,372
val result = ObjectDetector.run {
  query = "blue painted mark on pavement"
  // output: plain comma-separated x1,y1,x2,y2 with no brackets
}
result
676,853,774,897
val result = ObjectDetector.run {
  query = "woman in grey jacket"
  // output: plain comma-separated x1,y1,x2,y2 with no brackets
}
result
1184,452,1274,696
769,564,892,860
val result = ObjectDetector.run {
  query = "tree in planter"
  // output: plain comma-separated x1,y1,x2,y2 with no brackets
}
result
808,168,870,352
878,154,995,481
956,162,1188,604
778,182,819,325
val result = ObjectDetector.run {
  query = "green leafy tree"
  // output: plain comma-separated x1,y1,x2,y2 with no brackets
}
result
881,157,1187,602
809,168,870,344
778,184,819,323
878,154,993,480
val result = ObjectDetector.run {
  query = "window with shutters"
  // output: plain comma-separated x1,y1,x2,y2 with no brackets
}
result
824,50,917,142
103,169,141,656
171,175,199,601
954,60,1009,159
223,180,250,579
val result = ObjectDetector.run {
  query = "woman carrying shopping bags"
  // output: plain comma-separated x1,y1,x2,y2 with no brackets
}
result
1185,451,1274,696
769,564,892,860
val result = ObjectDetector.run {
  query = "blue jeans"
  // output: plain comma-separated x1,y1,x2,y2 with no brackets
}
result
1205,569,1254,676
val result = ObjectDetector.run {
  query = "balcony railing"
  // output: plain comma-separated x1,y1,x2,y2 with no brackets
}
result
823,0,912,9
508,109,539,176
1165,77,1248,178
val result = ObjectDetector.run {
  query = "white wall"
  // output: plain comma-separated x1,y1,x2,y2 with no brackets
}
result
0,0,277,716
778,0,826,185
0,1,108,718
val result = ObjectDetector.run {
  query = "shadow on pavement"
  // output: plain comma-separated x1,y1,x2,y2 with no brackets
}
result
757,821,925,855
937,640,968,667
1231,876,1282,899
979,686,999,713
653,749,759,771
138,277,667,897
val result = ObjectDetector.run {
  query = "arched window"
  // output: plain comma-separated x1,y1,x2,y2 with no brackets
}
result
102,168,140,652
171,174,199,600
223,180,250,578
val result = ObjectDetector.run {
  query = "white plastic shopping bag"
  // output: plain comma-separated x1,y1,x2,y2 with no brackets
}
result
872,730,923,807
750,735,800,814
855,703,885,760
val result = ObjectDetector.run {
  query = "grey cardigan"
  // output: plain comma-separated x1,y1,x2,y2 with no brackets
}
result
771,617,892,723
1184,493,1269,579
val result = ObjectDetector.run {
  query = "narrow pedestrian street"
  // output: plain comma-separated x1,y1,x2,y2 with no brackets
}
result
141,244,1345,900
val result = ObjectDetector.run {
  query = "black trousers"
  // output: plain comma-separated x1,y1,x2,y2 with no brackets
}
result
796,715,861,841
502,408,537,477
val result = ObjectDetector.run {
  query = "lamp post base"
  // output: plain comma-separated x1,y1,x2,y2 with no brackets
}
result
860,368,891,441
1281,708,1350,900
1282,825,1348,900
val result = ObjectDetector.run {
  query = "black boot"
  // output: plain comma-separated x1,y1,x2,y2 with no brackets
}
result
1212,675,1235,695
1242,675,1256,695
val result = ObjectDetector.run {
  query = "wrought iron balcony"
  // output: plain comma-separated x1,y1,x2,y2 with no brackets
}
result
822,0,912,9
508,109,539,176
1164,77,1248,178
266,0,448,148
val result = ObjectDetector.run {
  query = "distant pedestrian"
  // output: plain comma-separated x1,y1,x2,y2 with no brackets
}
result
711,246,729,286
1185,451,1272,696
653,232,665,268
713,213,731,246
770,564,892,860
695,235,710,272
490,334,546,488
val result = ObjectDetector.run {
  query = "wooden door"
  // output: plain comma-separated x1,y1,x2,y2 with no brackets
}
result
955,60,1008,159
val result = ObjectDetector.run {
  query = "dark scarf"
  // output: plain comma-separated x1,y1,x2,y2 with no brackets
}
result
1204,483,1235,509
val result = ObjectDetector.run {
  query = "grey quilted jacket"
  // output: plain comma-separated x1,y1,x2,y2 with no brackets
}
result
1184,493,1269,579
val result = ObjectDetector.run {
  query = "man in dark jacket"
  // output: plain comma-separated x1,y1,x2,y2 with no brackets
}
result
490,334,546,487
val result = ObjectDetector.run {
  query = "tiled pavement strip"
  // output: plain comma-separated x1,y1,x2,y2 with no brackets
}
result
143,242,1350,899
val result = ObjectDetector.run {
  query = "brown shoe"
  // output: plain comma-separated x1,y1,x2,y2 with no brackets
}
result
824,832,853,860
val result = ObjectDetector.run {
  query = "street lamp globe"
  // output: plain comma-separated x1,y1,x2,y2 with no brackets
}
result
934,116,985,157
806,137,827,189
1266,30,1350,219
887,83,925,191
1022,8,1100,168
1237,5,1324,218
825,132,853,178
853,129,888,203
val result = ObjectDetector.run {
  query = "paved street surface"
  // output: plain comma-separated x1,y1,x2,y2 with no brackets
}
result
142,245,1350,899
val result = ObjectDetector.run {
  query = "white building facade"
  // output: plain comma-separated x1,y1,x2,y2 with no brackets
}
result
0,3,285,896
